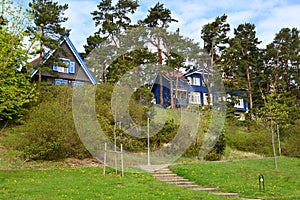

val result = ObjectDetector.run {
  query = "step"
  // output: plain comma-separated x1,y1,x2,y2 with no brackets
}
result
159,178,189,182
213,192,239,197
193,187,218,191
154,168,170,171
151,167,252,199
152,171,173,174
152,173,178,177
177,184,204,189
241,198,261,200
166,181,195,185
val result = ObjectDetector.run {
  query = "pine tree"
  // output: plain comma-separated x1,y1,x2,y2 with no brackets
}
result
27,0,70,83
263,28,300,103
224,23,261,116
201,14,230,107
139,2,178,106
89,0,139,82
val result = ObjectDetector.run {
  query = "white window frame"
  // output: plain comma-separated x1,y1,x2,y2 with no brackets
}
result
189,91,201,104
203,93,213,106
234,99,244,108
193,77,201,86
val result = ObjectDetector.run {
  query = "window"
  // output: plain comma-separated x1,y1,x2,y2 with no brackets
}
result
71,81,85,87
234,99,244,108
53,59,76,74
54,79,68,85
193,77,200,86
203,93,212,105
189,91,201,104
187,76,201,86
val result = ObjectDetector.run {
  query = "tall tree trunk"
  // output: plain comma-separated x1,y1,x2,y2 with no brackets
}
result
202,65,210,106
246,65,253,113
207,37,215,107
175,69,179,105
158,38,164,106
165,47,175,109
170,74,174,109
38,26,44,84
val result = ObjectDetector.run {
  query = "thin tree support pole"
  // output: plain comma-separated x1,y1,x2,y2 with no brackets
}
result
147,114,150,166
121,144,124,177
104,143,107,176
277,123,282,157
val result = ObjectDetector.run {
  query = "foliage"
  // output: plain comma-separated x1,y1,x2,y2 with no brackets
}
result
81,33,106,58
201,14,230,61
281,120,300,157
170,157,300,200
223,23,262,113
26,0,70,82
224,119,273,156
0,1,36,122
204,133,226,161
91,0,139,36
7,85,90,160
88,0,139,82
263,28,300,97
94,83,179,152
106,48,157,83
138,2,178,28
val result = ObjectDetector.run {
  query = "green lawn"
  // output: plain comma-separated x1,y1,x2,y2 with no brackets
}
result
0,167,228,200
170,157,300,200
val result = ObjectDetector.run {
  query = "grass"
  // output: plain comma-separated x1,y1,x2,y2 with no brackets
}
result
0,167,230,200
170,157,300,200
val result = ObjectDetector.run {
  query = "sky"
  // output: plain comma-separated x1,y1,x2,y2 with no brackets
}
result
21,0,300,53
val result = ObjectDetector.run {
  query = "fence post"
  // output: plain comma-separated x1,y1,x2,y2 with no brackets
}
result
104,143,107,176
121,144,124,177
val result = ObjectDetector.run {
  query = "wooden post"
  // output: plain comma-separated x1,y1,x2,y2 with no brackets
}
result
104,143,107,176
121,144,124,177
147,114,150,166
277,123,282,157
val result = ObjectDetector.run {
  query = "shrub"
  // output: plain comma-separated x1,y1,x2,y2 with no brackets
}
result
281,121,300,157
224,120,273,156
204,133,226,161
7,85,90,160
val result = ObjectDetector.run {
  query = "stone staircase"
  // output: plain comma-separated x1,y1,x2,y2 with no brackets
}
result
151,167,261,200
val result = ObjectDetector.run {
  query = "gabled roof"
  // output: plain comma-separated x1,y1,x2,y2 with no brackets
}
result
30,36,97,85
150,72,190,92
184,68,209,77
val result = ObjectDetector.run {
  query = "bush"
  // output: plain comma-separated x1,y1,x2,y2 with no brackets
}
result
7,85,90,160
281,121,300,157
204,133,226,161
224,119,273,156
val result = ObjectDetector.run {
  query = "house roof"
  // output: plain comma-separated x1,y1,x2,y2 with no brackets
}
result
150,72,191,92
30,36,97,85
184,68,209,77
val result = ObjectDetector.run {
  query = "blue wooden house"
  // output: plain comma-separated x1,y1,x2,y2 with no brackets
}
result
151,69,249,116
150,73,190,107
30,36,97,86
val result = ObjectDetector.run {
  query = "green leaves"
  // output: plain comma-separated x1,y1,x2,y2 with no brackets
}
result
0,2,36,121
27,0,70,77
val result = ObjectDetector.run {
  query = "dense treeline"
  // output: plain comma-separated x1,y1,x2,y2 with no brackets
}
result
0,0,299,161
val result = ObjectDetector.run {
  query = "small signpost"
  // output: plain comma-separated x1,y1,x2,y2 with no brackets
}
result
258,174,265,192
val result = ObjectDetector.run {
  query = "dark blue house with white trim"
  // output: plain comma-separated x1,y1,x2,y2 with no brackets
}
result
151,69,248,117
30,36,97,86
150,73,190,107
